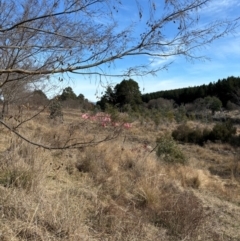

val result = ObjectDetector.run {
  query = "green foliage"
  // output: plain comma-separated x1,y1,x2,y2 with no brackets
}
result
60,92,93,110
97,86,115,111
115,79,142,109
142,76,240,108
166,111,175,122
105,103,119,123
230,135,240,147
77,93,85,101
172,121,237,146
226,100,240,111
172,124,210,145
208,120,236,142
174,104,187,123
59,86,77,101
185,96,222,119
204,96,222,114
152,111,161,128
172,124,190,143
156,134,186,164
147,98,174,111
49,99,63,120
97,79,142,111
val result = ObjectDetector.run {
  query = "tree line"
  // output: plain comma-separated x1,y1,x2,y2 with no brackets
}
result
97,76,240,113
0,0,239,150
2,76,237,114
0,86,93,114
142,76,240,107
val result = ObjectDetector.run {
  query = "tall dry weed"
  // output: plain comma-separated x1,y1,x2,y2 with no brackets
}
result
0,109,240,240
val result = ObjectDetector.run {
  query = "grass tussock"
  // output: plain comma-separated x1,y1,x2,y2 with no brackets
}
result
0,110,240,240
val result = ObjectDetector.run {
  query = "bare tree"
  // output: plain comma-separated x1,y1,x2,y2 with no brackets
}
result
0,78,34,116
0,0,239,149
1,0,239,77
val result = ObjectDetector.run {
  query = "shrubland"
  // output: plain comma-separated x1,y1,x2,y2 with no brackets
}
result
172,120,239,146
0,106,240,241
1,0,240,239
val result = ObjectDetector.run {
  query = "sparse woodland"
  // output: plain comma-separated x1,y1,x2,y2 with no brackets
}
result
1,0,240,240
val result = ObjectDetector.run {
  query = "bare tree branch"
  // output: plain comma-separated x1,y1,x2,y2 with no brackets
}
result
0,119,121,150
0,0,239,149
0,0,238,79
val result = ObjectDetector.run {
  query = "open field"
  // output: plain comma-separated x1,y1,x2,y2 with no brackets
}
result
0,108,240,240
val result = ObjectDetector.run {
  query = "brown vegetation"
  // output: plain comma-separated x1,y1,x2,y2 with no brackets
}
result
0,108,240,240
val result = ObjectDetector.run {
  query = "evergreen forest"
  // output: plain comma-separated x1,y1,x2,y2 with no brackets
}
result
142,76,240,107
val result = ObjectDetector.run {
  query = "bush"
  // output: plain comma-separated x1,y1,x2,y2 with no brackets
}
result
172,124,191,143
208,120,236,143
172,121,237,146
49,99,63,121
230,135,240,147
174,104,187,123
204,96,222,114
202,128,212,143
187,129,203,144
226,100,240,111
105,103,120,123
155,190,205,238
156,134,186,164
172,124,210,145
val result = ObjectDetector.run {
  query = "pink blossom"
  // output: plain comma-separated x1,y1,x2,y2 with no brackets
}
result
90,116,97,121
123,123,132,129
103,117,111,122
81,112,132,130
112,122,120,127
81,114,89,119
101,122,107,127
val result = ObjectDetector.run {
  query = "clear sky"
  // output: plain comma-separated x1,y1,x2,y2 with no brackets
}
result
58,0,240,102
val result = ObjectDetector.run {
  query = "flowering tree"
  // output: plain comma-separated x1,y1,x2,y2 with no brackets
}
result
0,0,239,149
81,112,132,129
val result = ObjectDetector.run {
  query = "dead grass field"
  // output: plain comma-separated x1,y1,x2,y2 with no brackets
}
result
0,108,240,240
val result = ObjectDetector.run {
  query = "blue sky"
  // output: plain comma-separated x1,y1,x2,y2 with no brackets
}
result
57,0,240,102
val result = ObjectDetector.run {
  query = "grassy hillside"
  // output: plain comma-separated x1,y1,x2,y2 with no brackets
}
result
0,108,240,240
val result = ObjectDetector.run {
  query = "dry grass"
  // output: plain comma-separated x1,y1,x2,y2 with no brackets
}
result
0,109,240,240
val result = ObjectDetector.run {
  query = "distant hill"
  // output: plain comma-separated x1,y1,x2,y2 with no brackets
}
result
142,76,240,107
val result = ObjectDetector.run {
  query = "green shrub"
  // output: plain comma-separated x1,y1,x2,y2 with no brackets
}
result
166,111,175,122
230,135,240,147
208,120,236,143
172,121,237,146
174,104,187,123
156,134,186,164
172,124,191,143
105,103,120,123
202,128,212,143
49,99,63,120
172,124,210,145
187,129,203,144
204,96,222,114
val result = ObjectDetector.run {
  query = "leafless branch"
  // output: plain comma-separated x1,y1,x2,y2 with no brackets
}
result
0,119,121,150
0,0,239,149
